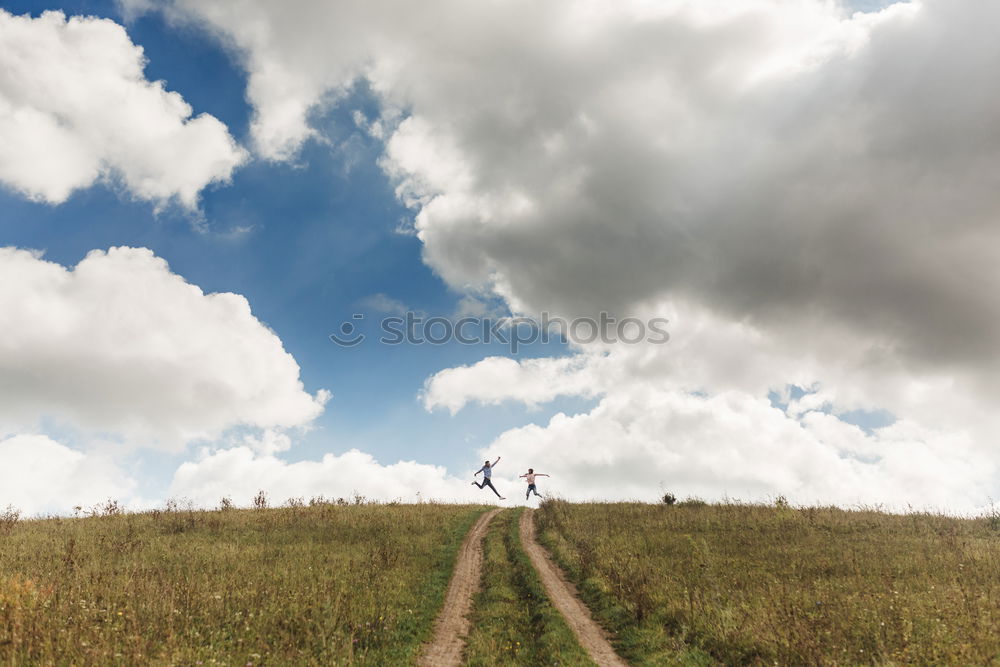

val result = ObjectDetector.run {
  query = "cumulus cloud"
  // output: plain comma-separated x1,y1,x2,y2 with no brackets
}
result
169,447,486,506
481,387,989,513
422,355,601,414
0,9,245,207
129,0,1000,506
0,434,137,515
427,350,993,511
0,246,328,449
424,302,999,510
129,0,1000,377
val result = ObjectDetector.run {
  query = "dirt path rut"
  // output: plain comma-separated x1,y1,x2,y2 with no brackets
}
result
418,508,503,666
519,509,629,667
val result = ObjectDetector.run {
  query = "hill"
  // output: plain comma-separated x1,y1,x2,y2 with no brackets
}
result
3,499,998,664
0,501,483,664
536,500,1000,664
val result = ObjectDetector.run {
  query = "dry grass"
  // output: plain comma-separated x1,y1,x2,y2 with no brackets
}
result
464,508,594,666
0,501,486,665
536,500,1000,665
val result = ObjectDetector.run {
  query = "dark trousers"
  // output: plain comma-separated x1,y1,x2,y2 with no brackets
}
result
475,478,502,498
526,483,541,499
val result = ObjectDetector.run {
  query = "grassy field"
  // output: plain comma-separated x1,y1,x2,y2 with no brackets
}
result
0,501,486,665
464,508,594,666
536,499,1000,665
7,499,999,665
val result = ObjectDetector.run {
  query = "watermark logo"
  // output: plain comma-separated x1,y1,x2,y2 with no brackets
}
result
329,313,366,347
330,311,669,353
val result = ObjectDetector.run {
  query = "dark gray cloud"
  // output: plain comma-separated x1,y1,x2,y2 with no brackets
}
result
121,0,1000,506
127,0,1000,390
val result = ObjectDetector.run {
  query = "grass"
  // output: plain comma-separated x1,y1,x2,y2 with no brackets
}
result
0,501,487,665
464,508,594,666
536,499,1000,665
9,498,996,665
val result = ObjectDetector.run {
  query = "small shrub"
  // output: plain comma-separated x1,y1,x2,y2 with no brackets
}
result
0,506,20,534
984,501,1000,531
95,499,122,517
253,490,268,510
160,498,198,533
219,496,234,511
113,521,143,553
662,493,677,506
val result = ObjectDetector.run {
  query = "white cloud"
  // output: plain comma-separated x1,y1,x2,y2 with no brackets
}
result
0,9,246,207
0,434,137,515
422,355,602,414
119,0,982,356
127,0,1000,508
0,246,328,449
481,386,989,513
425,303,1000,511
168,446,487,506
359,292,410,316
129,0,1000,379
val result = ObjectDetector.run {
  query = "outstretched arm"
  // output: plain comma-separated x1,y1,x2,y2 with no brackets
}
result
474,466,484,476
518,473,527,479
492,456,501,467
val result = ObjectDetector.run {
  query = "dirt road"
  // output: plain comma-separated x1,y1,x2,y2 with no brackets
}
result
519,509,629,667
418,508,503,666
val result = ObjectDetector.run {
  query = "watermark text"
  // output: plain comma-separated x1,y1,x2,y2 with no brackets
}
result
330,311,669,353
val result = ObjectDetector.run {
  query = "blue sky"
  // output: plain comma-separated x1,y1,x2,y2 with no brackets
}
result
3,0,998,514
0,0,592,505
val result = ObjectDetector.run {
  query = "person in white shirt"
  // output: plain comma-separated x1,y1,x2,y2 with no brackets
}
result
473,456,505,499
519,468,550,500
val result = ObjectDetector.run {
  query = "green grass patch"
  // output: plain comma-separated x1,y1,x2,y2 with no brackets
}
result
0,502,487,665
464,508,595,666
536,500,1000,665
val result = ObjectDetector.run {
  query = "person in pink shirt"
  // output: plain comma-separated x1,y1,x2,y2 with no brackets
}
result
519,468,550,500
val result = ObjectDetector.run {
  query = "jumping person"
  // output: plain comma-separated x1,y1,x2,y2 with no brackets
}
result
520,468,549,500
473,456,505,500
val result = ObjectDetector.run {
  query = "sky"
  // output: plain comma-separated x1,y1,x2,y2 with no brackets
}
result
1,0,997,515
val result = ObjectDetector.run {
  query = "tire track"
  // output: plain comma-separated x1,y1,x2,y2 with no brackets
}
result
519,509,629,667
418,508,503,666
